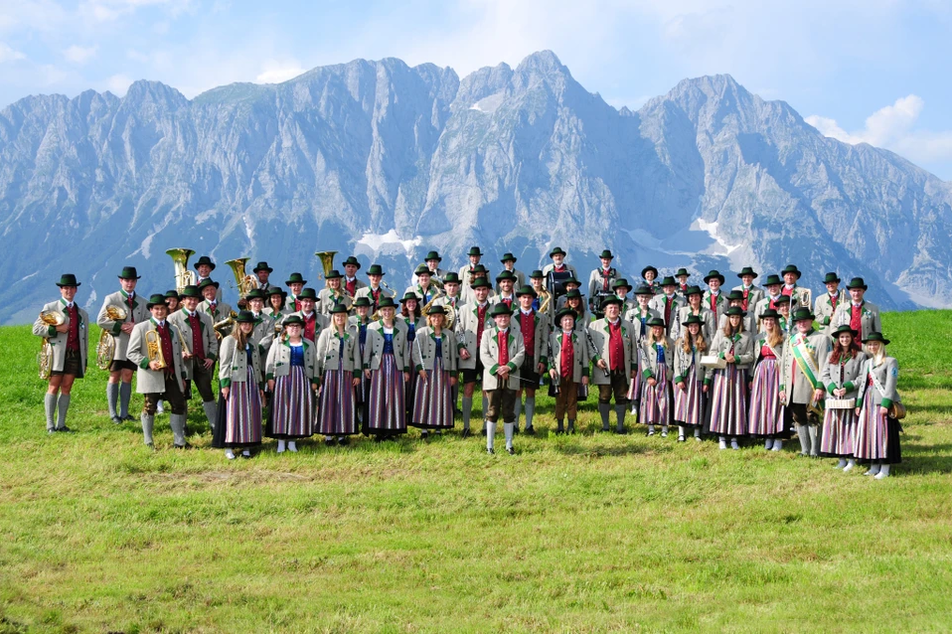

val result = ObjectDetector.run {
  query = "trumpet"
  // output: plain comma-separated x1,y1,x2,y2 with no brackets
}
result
96,305,127,370
145,329,166,370
167,248,196,294
37,310,65,380
225,257,259,299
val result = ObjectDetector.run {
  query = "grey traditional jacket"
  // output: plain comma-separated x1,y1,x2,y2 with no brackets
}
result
547,329,590,383
97,290,150,361
218,334,264,389
127,318,188,394
708,330,755,371
455,302,494,370
587,317,638,385
855,356,900,409
411,327,459,373
316,328,362,374
479,325,526,390
779,330,831,405
820,350,867,399
168,309,218,380
265,338,317,381
363,321,409,371
33,299,89,375
832,301,882,341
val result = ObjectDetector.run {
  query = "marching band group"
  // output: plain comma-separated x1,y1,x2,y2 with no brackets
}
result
32,246,904,476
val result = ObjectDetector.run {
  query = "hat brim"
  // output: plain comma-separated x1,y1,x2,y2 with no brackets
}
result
253,267,274,273
56,282,81,287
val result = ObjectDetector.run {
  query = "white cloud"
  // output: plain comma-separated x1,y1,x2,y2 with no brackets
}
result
0,42,26,63
807,95,952,168
80,0,193,22
64,45,98,64
255,61,306,84
105,73,133,95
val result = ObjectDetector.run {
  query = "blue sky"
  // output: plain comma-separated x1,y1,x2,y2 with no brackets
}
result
2,0,951,179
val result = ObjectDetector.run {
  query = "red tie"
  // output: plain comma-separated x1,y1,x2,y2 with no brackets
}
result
664,297,672,328
602,269,610,291
710,295,716,311
831,294,839,311
477,305,488,346
742,289,749,311
498,330,509,367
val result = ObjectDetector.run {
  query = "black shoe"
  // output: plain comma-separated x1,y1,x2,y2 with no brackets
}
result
486,447,495,455
324,438,336,446
122,414,136,422
145,442,156,451
373,435,383,443
555,428,564,436
57,426,75,433
513,427,520,435
480,429,487,437
614,427,626,435
601,425,610,432
173,442,192,449
111,416,123,425
524,426,535,435
337,437,350,446
507,447,515,455
460,428,471,439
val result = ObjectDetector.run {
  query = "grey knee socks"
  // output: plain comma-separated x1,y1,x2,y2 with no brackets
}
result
504,422,514,449
598,402,611,430
524,397,535,429
807,425,820,456
796,424,810,455
56,394,70,429
106,383,119,418
614,404,627,433
462,397,473,430
169,413,187,447
119,382,132,417
141,413,155,446
203,401,218,432
44,393,58,430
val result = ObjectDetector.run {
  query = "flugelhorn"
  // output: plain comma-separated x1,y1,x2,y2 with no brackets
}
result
167,248,196,294
315,251,337,280
145,329,166,370
225,257,259,298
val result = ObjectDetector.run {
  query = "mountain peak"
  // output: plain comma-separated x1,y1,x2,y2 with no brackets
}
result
515,50,567,75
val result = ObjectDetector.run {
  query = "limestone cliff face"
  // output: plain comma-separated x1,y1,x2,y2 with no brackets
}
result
2,51,946,322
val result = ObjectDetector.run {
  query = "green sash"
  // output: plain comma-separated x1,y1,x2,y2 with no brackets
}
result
791,334,821,389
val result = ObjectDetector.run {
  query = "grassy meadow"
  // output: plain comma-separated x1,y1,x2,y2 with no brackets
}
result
0,311,951,632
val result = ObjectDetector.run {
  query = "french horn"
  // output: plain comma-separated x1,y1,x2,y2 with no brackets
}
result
37,310,65,380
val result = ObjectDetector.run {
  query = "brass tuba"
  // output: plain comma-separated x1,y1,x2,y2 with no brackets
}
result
96,305,127,370
167,248,196,294
315,251,337,280
37,310,65,380
145,329,166,369
225,257,259,299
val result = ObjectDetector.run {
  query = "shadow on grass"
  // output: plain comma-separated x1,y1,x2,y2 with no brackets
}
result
550,441,657,457
895,443,952,475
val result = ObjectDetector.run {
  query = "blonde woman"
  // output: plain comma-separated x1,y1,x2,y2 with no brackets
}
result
673,314,708,442
854,332,902,478
639,317,674,437
707,307,754,450
215,311,265,459
820,325,867,471
748,309,787,451
364,297,410,441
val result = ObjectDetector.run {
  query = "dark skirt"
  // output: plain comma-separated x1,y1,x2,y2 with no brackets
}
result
265,366,315,439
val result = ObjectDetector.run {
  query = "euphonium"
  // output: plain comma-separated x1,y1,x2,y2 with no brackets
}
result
145,329,166,370
315,250,337,280
166,248,196,294
96,305,127,370
225,257,259,298
214,311,237,340
37,310,65,380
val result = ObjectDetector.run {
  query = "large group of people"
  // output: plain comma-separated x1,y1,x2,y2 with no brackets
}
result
32,247,905,476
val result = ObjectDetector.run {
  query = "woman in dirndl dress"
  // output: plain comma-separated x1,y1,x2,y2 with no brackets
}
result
853,332,902,478
747,309,788,451
410,305,458,438
707,306,754,450
215,310,265,459
400,292,425,424
673,314,708,442
624,284,661,412
348,296,375,431
639,317,674,437
316,305,362,445
363,297,409,441
265,315,317,453
820,325,867,471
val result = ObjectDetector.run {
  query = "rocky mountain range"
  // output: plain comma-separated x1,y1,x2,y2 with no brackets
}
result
2,50,950,324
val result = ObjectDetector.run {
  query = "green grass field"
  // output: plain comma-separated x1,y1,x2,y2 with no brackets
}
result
1,311,951,633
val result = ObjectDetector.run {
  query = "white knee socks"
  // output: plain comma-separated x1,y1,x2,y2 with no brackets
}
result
486,422,496,451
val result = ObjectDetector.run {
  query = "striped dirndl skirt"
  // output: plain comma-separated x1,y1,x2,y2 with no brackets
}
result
627,351,644,409
268,366,314,438
224,366,262,447
673,364,704,428
318,368,357,435
639,363,670,425
853,389,901,463
747,358,785,436
709,365,748,437
367,352,406,433
820,405,856,457
411,357,454,429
